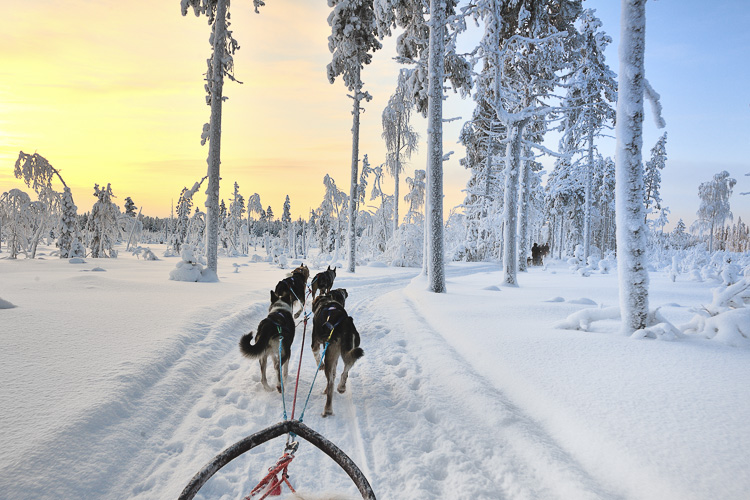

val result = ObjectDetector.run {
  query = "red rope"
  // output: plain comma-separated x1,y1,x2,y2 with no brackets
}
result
246,453,296,499
290,315,308,421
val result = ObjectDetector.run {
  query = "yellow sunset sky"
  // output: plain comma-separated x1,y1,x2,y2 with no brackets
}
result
2,1,749,226
0,0,473,220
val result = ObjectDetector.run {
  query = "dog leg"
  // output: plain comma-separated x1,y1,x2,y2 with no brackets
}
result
311,342,322,368
273,355,282,393
259,357,273,392
322,351,337,417
337,362,352,394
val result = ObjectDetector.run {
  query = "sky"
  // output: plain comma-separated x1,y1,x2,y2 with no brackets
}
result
1,0,749,229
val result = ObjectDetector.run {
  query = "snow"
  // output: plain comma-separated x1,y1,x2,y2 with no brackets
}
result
1,245,749,500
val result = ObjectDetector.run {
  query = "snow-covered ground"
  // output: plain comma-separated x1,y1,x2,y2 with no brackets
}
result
1,245,748,500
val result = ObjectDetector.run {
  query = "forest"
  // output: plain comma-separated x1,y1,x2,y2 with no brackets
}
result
1,0,749,310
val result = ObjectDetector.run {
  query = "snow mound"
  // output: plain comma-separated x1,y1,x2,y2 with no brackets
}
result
91,267,106,272
545,296,565,302
169,246,218,282
568,298,597,305
0,297,16,309
69,257,86,264
482,285,501,291
554,306,620,331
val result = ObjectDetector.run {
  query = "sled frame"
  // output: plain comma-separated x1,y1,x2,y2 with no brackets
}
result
178,420,376,500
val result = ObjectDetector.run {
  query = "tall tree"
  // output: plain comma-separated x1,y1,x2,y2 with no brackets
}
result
124,197,138,217
615,0,649,333
693,170,736,253
180,0,263,276
382,68,419,234
327,0,382,273
558,8,617,262
89,183,121,258
376,0,471,292
643,131,667,222
470,0,579,285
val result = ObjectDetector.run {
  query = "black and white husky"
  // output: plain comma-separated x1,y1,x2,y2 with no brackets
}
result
274,264,310,319
239,291,296,392
310,265,336,300
311,288,364,417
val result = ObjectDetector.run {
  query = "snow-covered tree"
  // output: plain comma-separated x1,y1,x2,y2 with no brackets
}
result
57,187,85,258
382,68,419,234
0,189,32,259
466,0,579,285
281,194,291,252
376,0,472,292
327,0,381,273
615,0,650,333
227,182,245,254
173,187,194,253
557,8,617,262
317,174,348,260
124,197,137,217
693,170,737,253
643,131,667,222
404,169,426,224
181,0,265,276
89,183,121,258
13,151,81,259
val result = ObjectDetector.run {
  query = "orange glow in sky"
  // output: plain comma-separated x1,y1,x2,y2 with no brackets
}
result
1,0,470,220
4,1,749,227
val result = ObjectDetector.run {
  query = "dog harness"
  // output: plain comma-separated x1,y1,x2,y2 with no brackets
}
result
265,311,292,333
322,305,346,333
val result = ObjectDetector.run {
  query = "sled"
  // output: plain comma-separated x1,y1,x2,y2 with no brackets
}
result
178,419,376,500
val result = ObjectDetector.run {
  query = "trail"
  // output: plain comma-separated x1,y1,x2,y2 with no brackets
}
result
104,264,615,500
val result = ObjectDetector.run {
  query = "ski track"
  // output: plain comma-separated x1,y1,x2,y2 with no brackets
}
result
83,265,618,500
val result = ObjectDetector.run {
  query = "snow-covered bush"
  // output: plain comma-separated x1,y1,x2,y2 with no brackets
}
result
88,183,121,258
133,246,159,261
680,276,750,348
169,246,216,282
385,222,423,268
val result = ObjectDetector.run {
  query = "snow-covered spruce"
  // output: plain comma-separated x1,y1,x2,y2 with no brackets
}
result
169,245,217,282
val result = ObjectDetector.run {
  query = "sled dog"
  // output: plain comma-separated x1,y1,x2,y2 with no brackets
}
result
274,264,310,318
239,291,296,392
311,288,363,417
311,266,337,300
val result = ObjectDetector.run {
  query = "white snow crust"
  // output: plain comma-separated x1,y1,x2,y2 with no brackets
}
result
1,244,748,500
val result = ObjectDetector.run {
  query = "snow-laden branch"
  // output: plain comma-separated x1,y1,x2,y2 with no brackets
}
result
644,79,666,129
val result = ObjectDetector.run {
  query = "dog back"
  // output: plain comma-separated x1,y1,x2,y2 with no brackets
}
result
240,308,294,358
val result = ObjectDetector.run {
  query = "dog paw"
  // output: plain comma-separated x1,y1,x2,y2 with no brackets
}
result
261,383,274,392
321,410,334,418
337,385,346,394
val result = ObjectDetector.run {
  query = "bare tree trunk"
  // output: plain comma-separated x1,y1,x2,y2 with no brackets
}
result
347,66,361,274
425,0,446,292
583,129,594,262
558,209,564,259
393,124,401,235
517,145,531,272
615,0,649,333
205,0,228,276
502,121,527,285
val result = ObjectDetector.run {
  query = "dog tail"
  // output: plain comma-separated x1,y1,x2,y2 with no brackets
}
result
342,317,364,361
239,327,272,358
